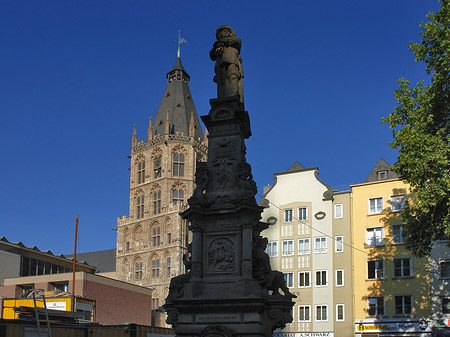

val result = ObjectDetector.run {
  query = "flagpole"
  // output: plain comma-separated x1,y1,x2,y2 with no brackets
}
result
72,215,78,295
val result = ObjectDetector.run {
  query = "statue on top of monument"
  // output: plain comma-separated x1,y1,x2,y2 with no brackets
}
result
210,25,244,103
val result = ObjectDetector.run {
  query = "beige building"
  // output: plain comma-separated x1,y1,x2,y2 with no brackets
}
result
260,162,353,336
115,57,207,313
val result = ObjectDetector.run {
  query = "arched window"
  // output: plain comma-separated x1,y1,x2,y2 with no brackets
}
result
153,191,161,214
152,227,161,247
173,153,185,177
167,257,171,277
137,160,145,184
135,258,143,281
152,259,160,278
153,156,162,179
172,189,185,205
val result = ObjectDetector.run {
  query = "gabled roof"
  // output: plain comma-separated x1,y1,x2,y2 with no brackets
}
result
364,158,399,183
152,57,203,139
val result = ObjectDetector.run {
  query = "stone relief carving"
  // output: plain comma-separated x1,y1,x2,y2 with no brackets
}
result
208,238,236,272
188,162,211,207
167,244,192,301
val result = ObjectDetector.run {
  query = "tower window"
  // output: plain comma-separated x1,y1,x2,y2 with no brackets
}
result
172,189,185,205
154,156,162,179
153,191,161,214
135,260,143,281
137,161,145,184
173,153,185,177
137,196,144,219
152,227,161,247
167,257,171,276
152,259,160,278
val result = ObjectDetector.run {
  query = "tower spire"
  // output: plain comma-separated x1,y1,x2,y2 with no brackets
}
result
132,124,137,147
147,117,153,141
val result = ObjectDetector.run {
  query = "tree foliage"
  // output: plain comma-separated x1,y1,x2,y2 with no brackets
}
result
383,0,450,256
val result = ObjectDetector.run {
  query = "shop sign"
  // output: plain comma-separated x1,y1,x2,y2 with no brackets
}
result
274,333,334,337
355,319,431,333
46,301,67,311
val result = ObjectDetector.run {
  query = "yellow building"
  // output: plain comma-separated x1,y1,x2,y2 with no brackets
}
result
351,159,431,336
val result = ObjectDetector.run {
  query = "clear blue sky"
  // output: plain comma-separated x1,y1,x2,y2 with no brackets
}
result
0,0,439,254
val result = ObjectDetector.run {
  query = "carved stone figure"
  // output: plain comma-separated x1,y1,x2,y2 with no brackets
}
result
188,162,210,207
167,244,192,300
252,236,297,298
210,25,244,103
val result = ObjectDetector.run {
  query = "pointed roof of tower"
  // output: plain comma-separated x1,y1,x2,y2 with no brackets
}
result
152,58,203,139
364,158,399,183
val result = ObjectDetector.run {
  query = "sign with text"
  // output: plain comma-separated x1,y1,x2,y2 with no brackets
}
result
355,319,431,333
274,332,334,337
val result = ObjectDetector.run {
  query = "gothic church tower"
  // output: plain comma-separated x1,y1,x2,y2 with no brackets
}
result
116,57,207,314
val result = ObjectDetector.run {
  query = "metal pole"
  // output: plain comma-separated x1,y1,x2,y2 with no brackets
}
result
72,215,78,295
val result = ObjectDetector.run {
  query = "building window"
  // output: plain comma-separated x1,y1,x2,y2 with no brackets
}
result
368,297,384,316
298,207,308,221
394,258,412,278
335,236,343,252
137,196,144,219
284,209,293,223
392,224,404,244
314,237,327,253
153,191,161,214
334,204,343,219
315,305,328,321
283,273,294,288
336,270,344,286
152,259,160,278
54,283,69,293
377,170,388,180
336,304,345,321
135,260,143,281
173,153,185,177
367,260,384,279
167,257,171,276
298,305,311,322
267,241,278,257
152,298,159,310
315,270,328,287
153,156,161,178
442,298,450,314
167,233,172,244
390,194,405,212
299,271,311,288
125,241,130,252
152,227,161,247
369,197,383,214
282,240,294,256
298,238,310,255
366,227,383,246
440,261,450,278
395,295,412,315
137,160,145,184
172,189,184,205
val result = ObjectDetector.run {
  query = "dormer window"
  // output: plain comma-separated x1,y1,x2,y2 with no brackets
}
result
377,170,388,180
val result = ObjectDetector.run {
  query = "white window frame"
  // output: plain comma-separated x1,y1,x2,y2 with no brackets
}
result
335,269,344,287
282,240,294,256
335,236,344,252
366,227,383,246
299,271,311,288
367,260,385,280
368,297,385,316
284,209,293,223
334,204,343,219
314,237,327,254
315,305,328,322
440,260,450,279
298,207,308,221
267,241,278,257
298,238,310,255
336,304,345,321
284,272,294,288
369,197,383,214
315,270,328,287
298,305,311,322
392,224,404,244
393,257,412,278
390,194,405,212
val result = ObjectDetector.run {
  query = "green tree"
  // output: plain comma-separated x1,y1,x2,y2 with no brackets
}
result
383,0,450,257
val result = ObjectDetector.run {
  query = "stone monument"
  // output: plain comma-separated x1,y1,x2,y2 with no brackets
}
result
164,25,295,337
